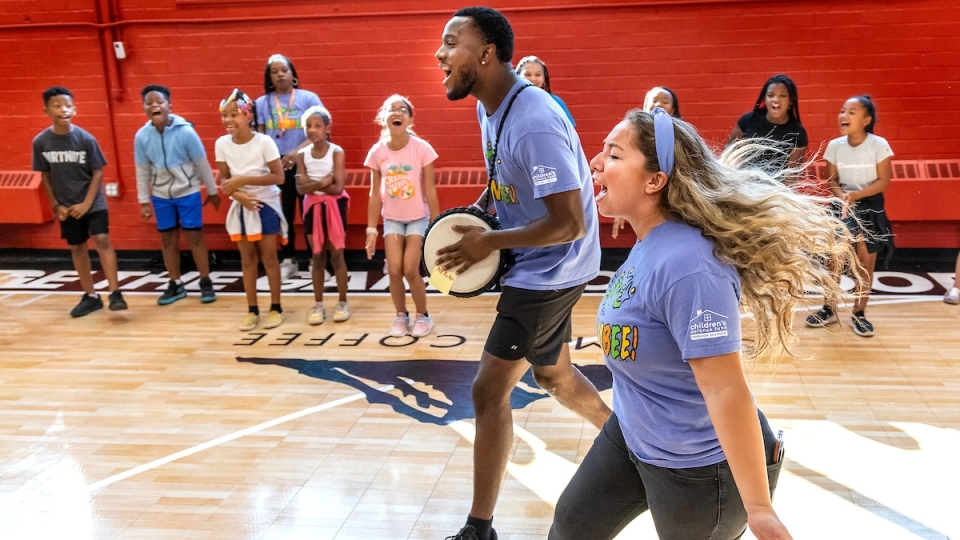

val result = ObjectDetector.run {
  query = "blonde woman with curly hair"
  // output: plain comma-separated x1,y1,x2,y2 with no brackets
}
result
550,108,857,540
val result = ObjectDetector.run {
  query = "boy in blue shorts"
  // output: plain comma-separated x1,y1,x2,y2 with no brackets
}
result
33,86,128,317
135,84,220,304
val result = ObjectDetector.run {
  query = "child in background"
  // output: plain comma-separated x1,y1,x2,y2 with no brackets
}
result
516,55,576,127
642,86,682,119
215,89,287,331
33,86,127,317
727,74,808,172
256,54,324,281
135,84,220,305
364,95,440,338
296,106,350,324
614,86,683,238
806,95,895,337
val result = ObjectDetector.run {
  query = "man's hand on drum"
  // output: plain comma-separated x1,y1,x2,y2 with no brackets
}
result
436,225,492,274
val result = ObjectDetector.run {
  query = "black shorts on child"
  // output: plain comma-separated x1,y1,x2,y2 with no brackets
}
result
60,209,109,246
832,193,894,256
304,198,349,241
485,283,587,366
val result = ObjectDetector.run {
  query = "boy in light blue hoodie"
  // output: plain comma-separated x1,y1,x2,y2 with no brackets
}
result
135,84,220,305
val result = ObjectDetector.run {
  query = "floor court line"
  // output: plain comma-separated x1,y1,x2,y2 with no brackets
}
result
8,293,50,307
84,385,393,494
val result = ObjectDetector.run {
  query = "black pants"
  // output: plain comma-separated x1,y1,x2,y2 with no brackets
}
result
550,412,783,540
279,166,304,261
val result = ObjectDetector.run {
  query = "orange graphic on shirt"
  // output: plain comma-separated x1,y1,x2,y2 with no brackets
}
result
384,164,415,200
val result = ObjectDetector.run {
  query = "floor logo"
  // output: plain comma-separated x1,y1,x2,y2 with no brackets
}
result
237,357,613,425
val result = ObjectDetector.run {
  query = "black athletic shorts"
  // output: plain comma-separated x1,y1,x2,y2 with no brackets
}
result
303,197,349,242
484,283,587,366
60,209,109,246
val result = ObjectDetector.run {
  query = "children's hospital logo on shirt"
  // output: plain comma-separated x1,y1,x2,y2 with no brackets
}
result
383,163,415,200
689,310,729,340
530,165,557,186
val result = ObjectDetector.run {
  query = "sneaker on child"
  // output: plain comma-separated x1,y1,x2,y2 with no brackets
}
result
157,280,186,305
945,287,960,305
308,304,326,325
390,312,410,337
199,277,216,304
108,290,128,311
263,310,285,329
333,301,351,322
445,525,498,540
805,305,837,327
239,312,259,331
411,314,434,338
850,312,875,337
70,294,103,318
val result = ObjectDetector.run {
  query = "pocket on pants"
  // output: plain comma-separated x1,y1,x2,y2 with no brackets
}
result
659,462,720,485
767,457,784,499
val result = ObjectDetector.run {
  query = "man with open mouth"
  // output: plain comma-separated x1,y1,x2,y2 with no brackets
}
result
434,7,609,540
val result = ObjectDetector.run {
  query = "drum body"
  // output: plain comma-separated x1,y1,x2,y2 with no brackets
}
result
421,207,506,298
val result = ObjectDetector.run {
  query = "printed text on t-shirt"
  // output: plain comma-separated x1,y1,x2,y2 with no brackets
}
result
42,151,87,164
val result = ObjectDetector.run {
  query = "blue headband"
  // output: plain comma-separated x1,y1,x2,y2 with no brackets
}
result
652,107,675,176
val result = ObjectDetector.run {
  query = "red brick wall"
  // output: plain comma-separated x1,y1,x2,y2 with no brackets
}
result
2,0,958,250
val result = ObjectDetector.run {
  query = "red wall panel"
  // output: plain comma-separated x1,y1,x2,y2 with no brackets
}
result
1,0,958,250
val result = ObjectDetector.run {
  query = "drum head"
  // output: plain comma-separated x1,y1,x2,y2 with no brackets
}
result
422,207,503,298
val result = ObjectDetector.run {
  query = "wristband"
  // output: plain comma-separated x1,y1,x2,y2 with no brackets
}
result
365,227,378,235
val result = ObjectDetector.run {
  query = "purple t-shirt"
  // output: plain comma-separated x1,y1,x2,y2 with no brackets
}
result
598,220,743,468
477,80,600,290
255,89,323,155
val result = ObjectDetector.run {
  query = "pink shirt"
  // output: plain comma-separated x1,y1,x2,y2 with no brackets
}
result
363,136,438,221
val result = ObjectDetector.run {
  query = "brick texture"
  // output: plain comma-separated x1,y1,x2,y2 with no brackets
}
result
1,0,958,249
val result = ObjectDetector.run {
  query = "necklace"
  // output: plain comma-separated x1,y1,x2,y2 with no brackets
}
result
272,89,296,138
480,83,532,209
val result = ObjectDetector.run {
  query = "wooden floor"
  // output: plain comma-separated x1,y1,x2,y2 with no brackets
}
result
1,279,958,539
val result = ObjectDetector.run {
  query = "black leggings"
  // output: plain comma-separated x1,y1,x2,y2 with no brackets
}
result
279,166,303,261
550,411,783,540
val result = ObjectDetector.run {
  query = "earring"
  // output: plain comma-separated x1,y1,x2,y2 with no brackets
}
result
293,77,299,87
481,61,485,65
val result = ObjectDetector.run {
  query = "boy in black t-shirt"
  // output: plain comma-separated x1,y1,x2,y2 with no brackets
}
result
32,86,127,317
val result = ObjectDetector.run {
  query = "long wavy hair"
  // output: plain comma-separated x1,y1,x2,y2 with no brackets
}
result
624,109,859,359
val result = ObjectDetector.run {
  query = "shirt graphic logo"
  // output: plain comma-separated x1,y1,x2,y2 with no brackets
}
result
489,179,518,205
42,151,87,164
383,163,415,199
689,310,729,340
531,165,557,186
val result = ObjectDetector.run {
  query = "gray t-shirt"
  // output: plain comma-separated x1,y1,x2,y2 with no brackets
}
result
32,126,108,212
823,133,894,192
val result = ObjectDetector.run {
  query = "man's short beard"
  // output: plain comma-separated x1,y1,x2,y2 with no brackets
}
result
445,65,478,101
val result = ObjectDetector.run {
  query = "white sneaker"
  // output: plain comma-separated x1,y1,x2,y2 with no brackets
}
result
280,259,299,281
945,287,960,305
390,312,410,337
411,314,434,338
333,301,351,322
308,304,326,325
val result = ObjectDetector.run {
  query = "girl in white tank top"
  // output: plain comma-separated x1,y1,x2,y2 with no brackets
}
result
295,106,350,325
